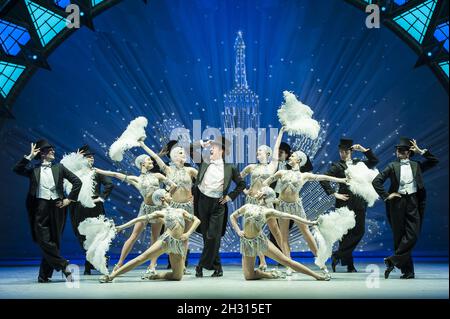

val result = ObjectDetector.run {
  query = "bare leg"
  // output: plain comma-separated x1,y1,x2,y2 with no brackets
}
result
115,221,146,269
109,241,166,279
149,222,163,268
267,217,283,248
264,241,326,280
258,253,267,269
295,222,318,256
182,219,193,270
278,218,291,258
242,256,278,280
149,253,184,281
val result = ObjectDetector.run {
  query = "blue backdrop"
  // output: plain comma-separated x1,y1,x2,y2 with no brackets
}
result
0,0,447,261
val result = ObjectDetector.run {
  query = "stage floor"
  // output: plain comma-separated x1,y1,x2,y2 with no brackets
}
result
0,261,448,299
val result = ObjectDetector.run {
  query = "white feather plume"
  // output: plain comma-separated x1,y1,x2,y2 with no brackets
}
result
61,152,96,208
345,162,380,207
277,91,320,139
78,215,116,275
109,116,148,162
313,207,356,268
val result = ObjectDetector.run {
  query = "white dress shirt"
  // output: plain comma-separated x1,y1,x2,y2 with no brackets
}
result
199,158,225,198
398,159,417,195
37,162,59,200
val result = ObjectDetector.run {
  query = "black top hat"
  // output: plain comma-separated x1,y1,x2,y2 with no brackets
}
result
78,144,95,156
35,139,53,160
338,138,353,150
396,137,413,149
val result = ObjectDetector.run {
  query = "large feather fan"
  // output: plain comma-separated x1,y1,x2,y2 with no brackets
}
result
61,152,96,208
277,91,320,139
313,207,356,269
345,162,379,207
109,116,148,162
78,216,116,275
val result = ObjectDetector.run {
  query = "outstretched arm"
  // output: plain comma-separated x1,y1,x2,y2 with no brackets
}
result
95,168,139,187
266,209,316,226
303,172,347,184
262,171,283,186
116,211,165,232
268,126,285,172
139,141,169,173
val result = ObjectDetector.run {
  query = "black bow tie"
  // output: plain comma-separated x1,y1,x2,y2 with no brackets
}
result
400,160,410,165
41,163,52,168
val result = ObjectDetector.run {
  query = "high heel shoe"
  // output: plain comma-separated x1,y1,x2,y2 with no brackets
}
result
270,270,286,279
141,264,157,279
258,264,267,271
99,274,113,283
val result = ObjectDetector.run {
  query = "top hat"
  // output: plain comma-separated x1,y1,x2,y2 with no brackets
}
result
78,144,95,156
338,138,353,150
395,137,415,155
35,139,54,160
210,136,231,155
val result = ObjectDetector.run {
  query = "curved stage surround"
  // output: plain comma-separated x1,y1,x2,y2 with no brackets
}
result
0,0,448,300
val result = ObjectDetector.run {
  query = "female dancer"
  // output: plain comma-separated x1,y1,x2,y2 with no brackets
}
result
138,140,198,271
240,126,285,270
230,186,330,281
95,153,176,276
100,189,201,282
263,150,348,275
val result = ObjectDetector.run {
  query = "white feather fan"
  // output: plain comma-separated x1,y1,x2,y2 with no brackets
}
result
109,116,148,162
313,207,356,269
61,152,96,208
78,216,116,275
277,91,320,139
345,162,379,207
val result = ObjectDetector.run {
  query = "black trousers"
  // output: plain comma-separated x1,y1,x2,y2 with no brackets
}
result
387,194,421,274
70,201,104,268
333,207,366,266
197,192,225,270
34,199,68,279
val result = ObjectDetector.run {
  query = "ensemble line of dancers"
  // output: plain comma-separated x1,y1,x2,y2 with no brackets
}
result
13,126,438,283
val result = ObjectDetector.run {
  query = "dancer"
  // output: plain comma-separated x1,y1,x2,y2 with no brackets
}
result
263,150,348,275
13,140,82,282
230,187,330,281
138,140,198,273
320,138,379,272
372,138,438,279
69,145,114,275
95,153,175,276
192,136,246,277
99,189,200,282
240,127,285,270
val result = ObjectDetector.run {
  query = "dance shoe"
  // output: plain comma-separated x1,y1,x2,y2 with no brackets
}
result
211,267,223,277
258,264,267,271
321,273,332,281
321,266,331,278
331,255,339,272
400,272,415,279
141,265,157,279
37,276,51,283
347,265,357,273
99,275,113,283
195,266,203,278
62,267,73,282
183,268,192,275
270,270,286,279
384,258,395,279
285,267,293,276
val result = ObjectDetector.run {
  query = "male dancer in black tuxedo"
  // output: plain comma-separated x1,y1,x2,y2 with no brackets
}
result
192,136,245,277
269,142,313,250
69,145,114,275
372,138,438,279
320,138,379,272
13,139,82,283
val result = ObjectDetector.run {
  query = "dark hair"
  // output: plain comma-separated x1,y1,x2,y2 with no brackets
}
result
279,142,291,157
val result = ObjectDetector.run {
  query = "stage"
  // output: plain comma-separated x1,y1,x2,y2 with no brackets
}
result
0,259,447,299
